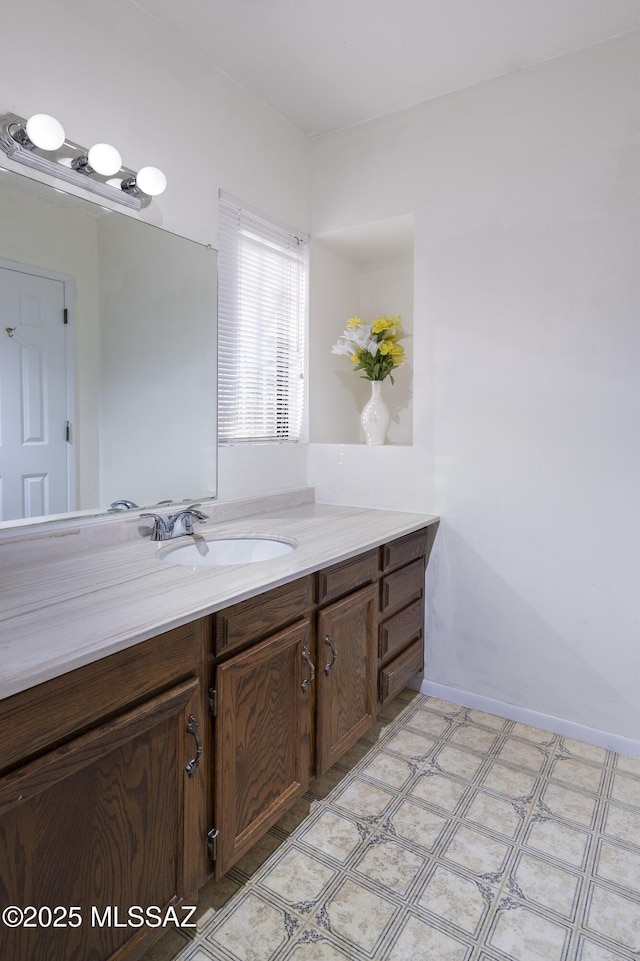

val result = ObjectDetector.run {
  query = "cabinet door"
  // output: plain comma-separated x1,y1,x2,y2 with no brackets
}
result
0,678,200,961
214,620,311,876
316,584,376,776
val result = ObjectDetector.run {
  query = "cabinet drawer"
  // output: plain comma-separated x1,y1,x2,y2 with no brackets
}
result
380,557,424,616
317,550,378,605
0,620,204,774
213,576,313,656
379,598,424,662
379,638,424,706
382,528,429,572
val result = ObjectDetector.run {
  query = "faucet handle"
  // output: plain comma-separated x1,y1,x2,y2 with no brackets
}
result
186,507,208,522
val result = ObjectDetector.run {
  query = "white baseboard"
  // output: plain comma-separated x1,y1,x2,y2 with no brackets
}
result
418,679,640,760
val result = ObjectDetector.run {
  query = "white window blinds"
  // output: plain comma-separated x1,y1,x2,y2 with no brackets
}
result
218,192,308,444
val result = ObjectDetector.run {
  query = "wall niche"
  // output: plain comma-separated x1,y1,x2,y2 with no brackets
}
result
309,214,414,445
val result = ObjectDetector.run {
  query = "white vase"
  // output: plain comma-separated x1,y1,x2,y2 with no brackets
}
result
361,380,390,445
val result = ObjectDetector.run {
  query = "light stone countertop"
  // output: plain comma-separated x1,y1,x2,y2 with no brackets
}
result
0,492,438,702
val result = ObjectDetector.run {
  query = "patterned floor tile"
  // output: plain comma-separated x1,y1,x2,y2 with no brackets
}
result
496,738,548,773
331,777,395,819
406,707,452,738
584,883,640,952
540,781,598,827
524,817,591,869
601,801,640,847
463,789,524,839
185,948,222,961
285,930,361,960
315,878,397,953
482,760,538,799
352,836,426,895
465,709,508,731
577,935,637,960
205,891,297,961
422,696,466,717
487,902,571,961
593,838,640,895
609,771,640,807
434,744,486,780
385,797,450,851
417,863,495,935
139,692,640,961
384,728,436,759
615,754,640,777
257,845,336,907
298,809,368,863
550,756,607,794
442,823,512,877
358,749,415,788
561,737,609,765
410,771,470,813
385,913,471,961
449,723,501,755
509,851,581,919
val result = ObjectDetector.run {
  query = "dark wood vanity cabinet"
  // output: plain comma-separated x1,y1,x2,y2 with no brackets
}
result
0,621,209,961
0,521,438,960
315,584,377,775
377,528,432,707
213,619,312,874
208,527,438,876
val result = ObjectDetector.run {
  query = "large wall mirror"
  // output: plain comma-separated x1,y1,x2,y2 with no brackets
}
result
0,165,217,528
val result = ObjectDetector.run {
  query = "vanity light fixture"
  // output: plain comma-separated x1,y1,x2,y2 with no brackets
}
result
0,111,167,210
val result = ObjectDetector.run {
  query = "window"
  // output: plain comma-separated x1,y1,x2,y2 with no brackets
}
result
218,191,308,444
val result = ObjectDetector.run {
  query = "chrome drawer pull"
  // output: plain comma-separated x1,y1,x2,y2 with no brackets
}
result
185,714,203,777
301,645,316,692
324,633,337,676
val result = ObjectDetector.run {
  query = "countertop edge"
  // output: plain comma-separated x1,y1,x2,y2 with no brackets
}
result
1,504,439,702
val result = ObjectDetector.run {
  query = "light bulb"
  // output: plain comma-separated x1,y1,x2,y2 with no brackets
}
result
136,166,167,196
87,143,122,176
25,114,65,151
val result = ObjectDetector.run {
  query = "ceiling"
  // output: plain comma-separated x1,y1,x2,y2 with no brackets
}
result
132,0,640,137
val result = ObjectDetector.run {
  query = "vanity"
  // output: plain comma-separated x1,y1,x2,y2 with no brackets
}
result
0,492,438,961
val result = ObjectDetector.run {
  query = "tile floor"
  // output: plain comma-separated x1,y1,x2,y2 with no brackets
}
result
142,691,640,961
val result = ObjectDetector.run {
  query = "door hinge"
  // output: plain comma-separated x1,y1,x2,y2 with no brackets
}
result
63,308,68,325
65,420,72,443
207,828,219,861
208,688,217,717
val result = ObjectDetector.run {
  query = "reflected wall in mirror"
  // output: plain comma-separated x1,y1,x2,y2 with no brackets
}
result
0,165,217,526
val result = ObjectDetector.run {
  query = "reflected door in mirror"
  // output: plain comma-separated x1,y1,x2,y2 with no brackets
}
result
0,263,72,520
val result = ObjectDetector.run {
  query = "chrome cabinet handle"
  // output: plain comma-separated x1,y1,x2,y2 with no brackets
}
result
301,644,316,692
185,714,203,777
324,633,338,676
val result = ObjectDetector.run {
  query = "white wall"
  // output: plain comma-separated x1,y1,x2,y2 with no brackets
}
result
0,0,310,502
309,33,640,743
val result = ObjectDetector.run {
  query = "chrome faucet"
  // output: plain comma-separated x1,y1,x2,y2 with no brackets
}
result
109,499,140,511
140,504,209,541
168,507,209,537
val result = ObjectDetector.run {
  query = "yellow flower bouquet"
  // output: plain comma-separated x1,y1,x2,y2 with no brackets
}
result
331,315,405,383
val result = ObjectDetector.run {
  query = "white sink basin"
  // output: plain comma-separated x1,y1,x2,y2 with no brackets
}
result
159,536,296,567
